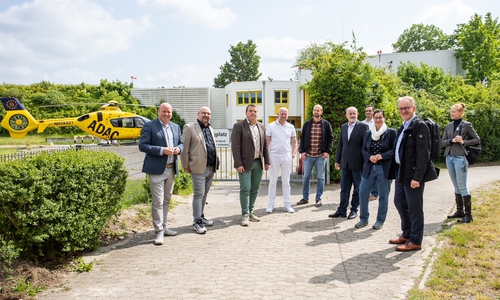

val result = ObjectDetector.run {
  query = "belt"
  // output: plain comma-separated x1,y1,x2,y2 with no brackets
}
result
254,158,261,161
166,163,175,169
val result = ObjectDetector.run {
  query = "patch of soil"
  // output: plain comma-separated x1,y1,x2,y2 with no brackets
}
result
0,204,152,300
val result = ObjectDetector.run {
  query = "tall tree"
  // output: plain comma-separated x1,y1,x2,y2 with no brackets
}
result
213,40,262,88
392,24,452,52
454,12,500,84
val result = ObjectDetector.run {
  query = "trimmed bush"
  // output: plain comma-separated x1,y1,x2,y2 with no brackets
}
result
0,150,128,262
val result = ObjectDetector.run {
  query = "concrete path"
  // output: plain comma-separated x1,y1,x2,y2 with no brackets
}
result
38,165,500,300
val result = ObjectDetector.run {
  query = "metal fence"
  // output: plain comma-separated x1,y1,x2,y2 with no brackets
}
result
0,145,329,184
215,147,330,184
0,144,99,163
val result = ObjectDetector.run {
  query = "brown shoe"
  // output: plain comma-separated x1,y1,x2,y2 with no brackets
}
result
369,195,378,201
396,241,422,251
297,199,309,205
388,236,409,244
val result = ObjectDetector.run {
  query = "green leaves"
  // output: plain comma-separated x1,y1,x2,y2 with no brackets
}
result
213,40,262,88
392,24,452,53
0,149,127,262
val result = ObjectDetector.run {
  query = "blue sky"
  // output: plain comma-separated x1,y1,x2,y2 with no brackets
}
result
0,0,498,88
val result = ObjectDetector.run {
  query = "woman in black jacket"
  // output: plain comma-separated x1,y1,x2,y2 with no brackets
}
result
442,103,480,223
355,110,397,230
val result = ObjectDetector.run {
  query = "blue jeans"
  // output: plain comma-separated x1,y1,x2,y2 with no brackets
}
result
238,160,263,216
302,155,327,201
359,164,392,223
446,155,470,196
337,167,362,214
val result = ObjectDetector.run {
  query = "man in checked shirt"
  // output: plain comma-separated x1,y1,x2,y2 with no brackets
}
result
296,104,334,208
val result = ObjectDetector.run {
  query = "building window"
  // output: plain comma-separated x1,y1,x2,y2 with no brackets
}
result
237,90,262,105
275,90,288,104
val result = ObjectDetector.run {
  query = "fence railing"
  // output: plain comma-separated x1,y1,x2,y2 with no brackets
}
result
215,147,330,184
0,145,99,163
1,145,330,184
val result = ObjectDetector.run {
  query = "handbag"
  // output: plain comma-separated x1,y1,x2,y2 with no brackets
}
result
461,143,482,165
458,121,481,165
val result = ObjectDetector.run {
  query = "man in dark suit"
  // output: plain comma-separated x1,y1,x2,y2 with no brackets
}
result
231,104,270,226
180,106,218,234
329,107,369,219
139,103,183,245
389,96,438,251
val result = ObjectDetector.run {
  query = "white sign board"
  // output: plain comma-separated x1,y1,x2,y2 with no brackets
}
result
213,129,230,148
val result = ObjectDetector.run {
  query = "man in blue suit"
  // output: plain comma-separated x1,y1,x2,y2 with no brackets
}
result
139,103,184,245
329,107,369,219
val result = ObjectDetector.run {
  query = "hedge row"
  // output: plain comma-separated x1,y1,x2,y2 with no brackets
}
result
0,150,128,262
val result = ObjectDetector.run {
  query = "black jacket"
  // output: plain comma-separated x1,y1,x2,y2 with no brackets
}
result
299,118,334,155
391,116,438,185
335,121,369,170
361,128,397,179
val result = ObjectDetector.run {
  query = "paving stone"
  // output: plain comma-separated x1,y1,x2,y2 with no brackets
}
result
37,165,500,299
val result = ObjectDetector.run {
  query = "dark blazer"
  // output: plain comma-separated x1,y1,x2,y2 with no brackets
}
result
361,128,397,178
394,117,438,185
299,118,334,155
335,121,369,170
442,120,480,156
139,118,183,175
231,119,270,171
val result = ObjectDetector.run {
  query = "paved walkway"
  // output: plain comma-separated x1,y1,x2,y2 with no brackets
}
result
39,165,500,300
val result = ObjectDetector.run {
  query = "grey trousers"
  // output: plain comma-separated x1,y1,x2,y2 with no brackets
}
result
149,168,175,233
191,166,215,222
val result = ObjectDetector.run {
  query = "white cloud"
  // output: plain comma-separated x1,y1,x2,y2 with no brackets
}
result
0,0,150,67
294,6,314,16
141,63,220,88
137,0,237,29
257,36,310,61
416,0,475,33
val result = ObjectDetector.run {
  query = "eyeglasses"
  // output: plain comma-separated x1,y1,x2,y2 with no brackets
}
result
373,117,384,120
365,110,372,112
200,112,211,115
398,106,413,112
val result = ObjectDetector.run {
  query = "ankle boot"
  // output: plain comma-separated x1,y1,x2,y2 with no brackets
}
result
447,193,465,218
458,195,473,223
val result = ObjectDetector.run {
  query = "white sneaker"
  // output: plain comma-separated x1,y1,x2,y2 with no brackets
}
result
241,215,250,226
163,228,177,236
193,220,207,234
266,205,273,213
249,212,260,222
284,205,295,213
202,217,214,226
154,231,164,245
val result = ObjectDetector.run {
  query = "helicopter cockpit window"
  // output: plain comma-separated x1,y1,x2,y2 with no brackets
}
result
122,118,134,128
134,117,146,128
110,117,149,128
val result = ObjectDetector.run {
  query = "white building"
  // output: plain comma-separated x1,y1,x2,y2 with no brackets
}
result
366,49,465,76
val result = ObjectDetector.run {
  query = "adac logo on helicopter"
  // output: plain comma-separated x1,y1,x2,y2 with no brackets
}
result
86,120,120,140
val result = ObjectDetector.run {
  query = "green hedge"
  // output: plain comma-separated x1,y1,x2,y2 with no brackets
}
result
0,150,128,262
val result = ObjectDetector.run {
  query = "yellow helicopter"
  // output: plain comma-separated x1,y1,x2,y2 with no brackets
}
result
1,97,151,141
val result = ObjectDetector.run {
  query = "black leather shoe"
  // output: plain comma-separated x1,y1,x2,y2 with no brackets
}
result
296,199,309,205
328,211,347,218
347,211,357,219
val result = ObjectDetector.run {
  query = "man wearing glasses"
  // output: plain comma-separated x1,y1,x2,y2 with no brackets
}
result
389,96,438,251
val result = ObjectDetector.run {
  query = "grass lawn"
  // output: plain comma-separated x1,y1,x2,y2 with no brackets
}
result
409,182,500,299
